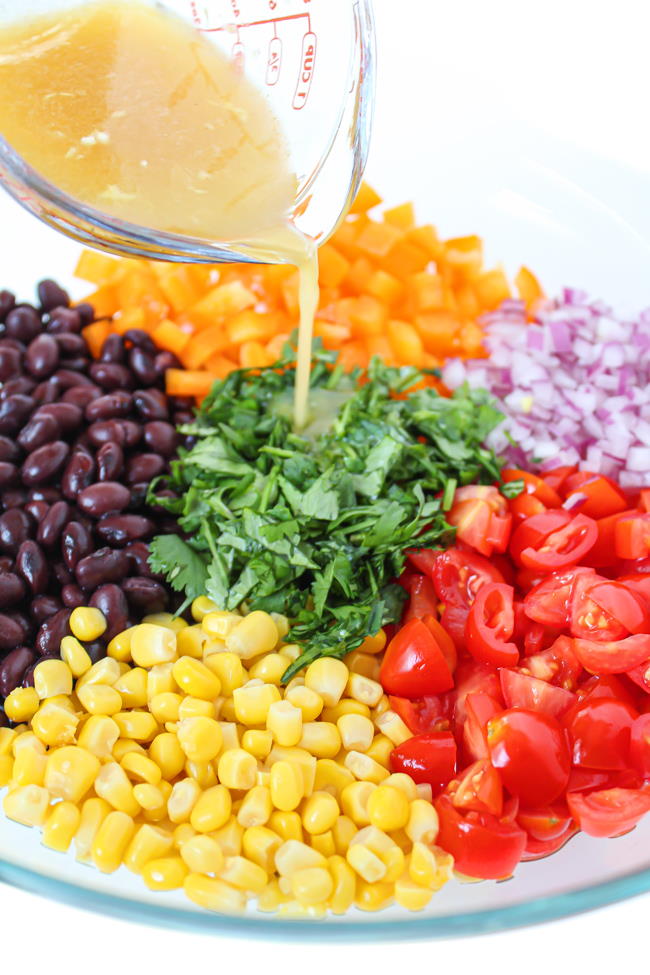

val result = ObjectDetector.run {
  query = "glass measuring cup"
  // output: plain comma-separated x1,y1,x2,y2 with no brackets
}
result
0,0,375,263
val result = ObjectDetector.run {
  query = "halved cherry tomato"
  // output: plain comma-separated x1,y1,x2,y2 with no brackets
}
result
487,708,571,806
567,697,638,770
389,695,450,735
517,804,573,842
435,794,527,879
573,633,650,674
463,692,502,762
448,759,503,817
380,618,454,698
640,490,650,513
389,732,457,789
584,510,640,568
447,485,512,557
521,829,577,861
401,573,439,623
524,567,595,629
452,660,503,733
465,583,519,667
499,668,575,720
540,466,577,495
626,658,650,694
422,615,457,673
423,547,504,649
566,768,613,793
629,714,650,777
510,511,597,571
570,578,650,642
615,513,650,560
501,469,562,508
563,474,628,520
508,492,548,526
577,673,641,711
521,635,583,690
567,787,650,838
618,573,650,608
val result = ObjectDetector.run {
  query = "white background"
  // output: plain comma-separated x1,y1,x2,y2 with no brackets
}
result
1,0,650,969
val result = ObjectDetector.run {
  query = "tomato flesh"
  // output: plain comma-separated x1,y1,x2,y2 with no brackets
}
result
487,708,571,807
389,732,457,790
448,759,503,818
629,714,650,777
567,697,638,770
500,668,575,720
567,788,650,838
435,795,527,880
380,618,454,697
465,582,519,667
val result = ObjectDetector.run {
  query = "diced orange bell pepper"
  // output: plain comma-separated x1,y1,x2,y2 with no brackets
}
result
182,325,228,370
348,182,383,215
383,202,415,230
318,244,350,289
74,249,120,285
81,321,111,358
165,369,215,398
415,311,461,356
474,269,511,311
365,269,403,306
387,319,424,367
189,281,257,329
152,319,191,357
515,266,545,311
355,221,403,259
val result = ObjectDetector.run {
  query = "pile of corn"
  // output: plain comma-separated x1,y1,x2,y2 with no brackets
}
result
0,601,453,916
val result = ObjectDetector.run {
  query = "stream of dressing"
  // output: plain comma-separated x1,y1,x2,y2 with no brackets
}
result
0,0,319,427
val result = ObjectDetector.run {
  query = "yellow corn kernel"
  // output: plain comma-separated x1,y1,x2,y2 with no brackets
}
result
191,784,232,833
321,700,371,723
133,783,165,813
327,855,356,913
146,662,176,698
42,801,81,852
269,612,290,640
173,822,197,848
142,612,186,633
76,659,122,693
381,845,405,884
31,703,79,746
275,839,327,876
220,855,267,893
130,624,178,668
91,811,135,873
176,716,223,764
310,830,336,858
233,682,281,726
218,723,240,752
270,745,318,794
106,627,134,662
241,729,272,760
120,751,162,786
77,683,122,716
4,687,39,723
75,715,117,760
74,796,112,862
149,732,185,780
332,815,357,855
301,791,339,836
298,722,341,759
219,698,237,723
347,843,387,882
394,873,433,911
290,866,333,907
142,855,189,890
248,653,287,686
236,785,272,829
191,596,221,622
406,800,440,844
355,880,393,911
375,710,412,746
346,673,383,708
113,739,146,761
179,697,216,721
201,611,241,640
270,760,304,811
313,759,355,798
340,781,376,826
359,629,387,655
13,748,46,786
415,783,433,802
268,810,303,844
112,668,148,709
279,644,301,664
242,826,281,873
0,755,13,786
346,651,381,681
34,659,73,700
304,658,349,707
3,784,50,826
267,700,302,748
186,759,218,790
411,843,453,890
344,750,390,784
172,657,221,700
217,748,257,791
212,817,244,857
276,901,326,919
167,778,202,823
366,785,410,832
123,823,173,873
149,692,182,724
257,879,290,913
95,761,141,816
12,731,44,755
0,728,17,756
113,711,159,742
203,653,244,695
226,611,279,660
60,635,92,678
184,874,247,913
366,735,394,767
179,833,224,875
69,606,106,641
383,773,418,802
337,713,375,753
174,625,203,660
372,691,390,719
285,685,323,722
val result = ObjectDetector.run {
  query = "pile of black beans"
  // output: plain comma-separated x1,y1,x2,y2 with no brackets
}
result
0,279,190,705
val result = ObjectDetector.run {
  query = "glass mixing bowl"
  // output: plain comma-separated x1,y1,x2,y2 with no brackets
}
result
0,0,649,940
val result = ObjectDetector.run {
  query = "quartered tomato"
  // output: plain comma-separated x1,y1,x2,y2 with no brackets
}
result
499,668,575,720
524,567,595,629
452,660,503,733
577,673,640,711
422,615,457,673
389,695,450,735
434,794,527,879
401,573,439,623
567,787,650,838
562,474,628,520
540,466,577,495
521,830,577,861
570,577,650,642
517,804,573,843
447,759,503,817
629,714,650,777
501,469,562,508
380,618,454,697
486,708,571,806
627,658,650,694
585,510,639,568
615,513,650,560
510,511,597,571
566,697,638,770
389,732,457,790
573,633,650,675
419,547,504,649
462,691,502,762
465,582,519,667
447,485,512,557
518,635,583,691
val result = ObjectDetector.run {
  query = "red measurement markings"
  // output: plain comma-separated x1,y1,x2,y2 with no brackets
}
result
292,31,316,109
266,36,282,85
232,40,245,71
199,13,311,32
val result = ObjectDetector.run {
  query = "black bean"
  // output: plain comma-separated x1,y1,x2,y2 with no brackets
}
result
28,486,61,503
4,306,41,344
125,541,154,577
89,362,133,390
53,368,95,389
133,388,169,421
129,347,157,385
143,421,178,457
0,462,18,488
0,572,26,608
62,385,102,409
0,436,20,463
100,334,125,363
61,584,85,609
0,376,36,399
0,613,25,650
126,453,165,485
30,594,63,625
21,441,70,485
77,481,130,517
60,356,89,373
53,562,73,586
32,377,63,405
7,611,32,643
53,333,86,356
37,501,71,547
154,350,180,375
25,334,59,379
38,279,69,312
122,577,169,613
120,420,142,448
96,442,124,482
76,303,94,327
46,306,81,335
23,500,48,522
0,290,15,323
1,488,28,509
0,345,22,382
62,521,94,571
61,449,95,500
84,640,107,665
89,584,129,641
35,608,71,655
37,402,83,433
0,394,35,435
96,514,155,546
0,338,26,354
16,540,48,594
87,419,126,448
17,414,61,452
75,547,130,590
0,557,12,572
0,646,35,696
173,411,194,426
86,391,132,423
0,508,32,555
124,329,156,352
